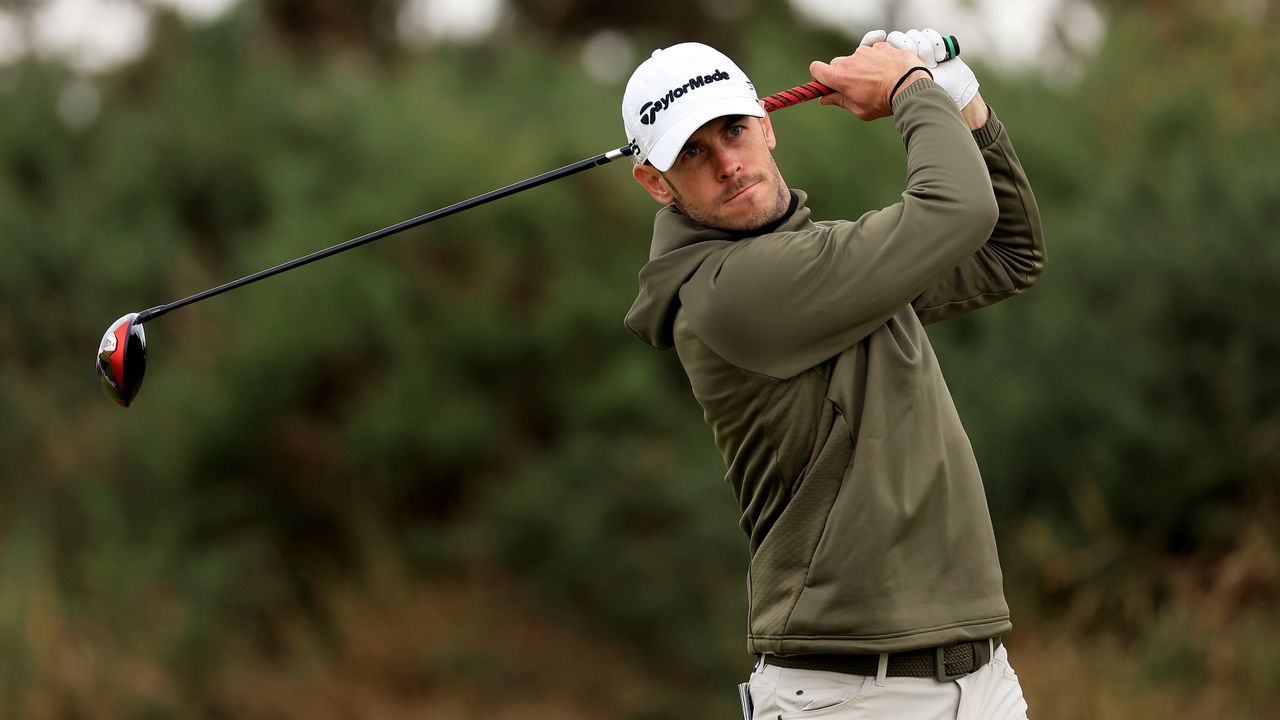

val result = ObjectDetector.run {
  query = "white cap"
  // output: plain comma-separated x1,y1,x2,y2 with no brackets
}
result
622,43,764,172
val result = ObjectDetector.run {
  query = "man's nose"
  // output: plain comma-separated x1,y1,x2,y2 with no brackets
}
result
713,145,743,181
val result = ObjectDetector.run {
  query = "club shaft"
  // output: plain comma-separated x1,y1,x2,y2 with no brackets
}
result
133,46,965,326
136,144,635,323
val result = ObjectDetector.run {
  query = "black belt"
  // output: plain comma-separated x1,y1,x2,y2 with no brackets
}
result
762,638,1001,682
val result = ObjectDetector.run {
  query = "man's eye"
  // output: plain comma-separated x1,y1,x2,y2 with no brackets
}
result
683,147,701,159
728,125,744,137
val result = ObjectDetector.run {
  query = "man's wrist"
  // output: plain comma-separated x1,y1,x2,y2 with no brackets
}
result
961,92,989,130
970,105,1002,147
889,76,942,113
889,68,932,105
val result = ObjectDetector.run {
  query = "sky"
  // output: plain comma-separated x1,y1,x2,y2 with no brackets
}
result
0,0,1105,75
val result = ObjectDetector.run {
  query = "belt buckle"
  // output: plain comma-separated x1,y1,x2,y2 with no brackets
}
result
935,644,968,682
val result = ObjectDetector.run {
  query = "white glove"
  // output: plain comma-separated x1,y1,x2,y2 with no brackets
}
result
862,28,980,109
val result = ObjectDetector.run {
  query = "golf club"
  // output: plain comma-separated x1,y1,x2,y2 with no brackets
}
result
97,38,961,407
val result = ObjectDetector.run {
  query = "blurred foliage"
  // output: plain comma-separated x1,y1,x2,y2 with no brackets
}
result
0,0,1278,717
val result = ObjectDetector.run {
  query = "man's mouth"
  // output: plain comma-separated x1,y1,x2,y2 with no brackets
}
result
724,180,760,205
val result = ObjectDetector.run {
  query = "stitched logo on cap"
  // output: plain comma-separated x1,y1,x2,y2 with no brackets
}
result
638,69,732,126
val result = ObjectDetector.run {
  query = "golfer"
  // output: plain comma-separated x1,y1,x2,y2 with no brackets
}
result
623,31,1044,720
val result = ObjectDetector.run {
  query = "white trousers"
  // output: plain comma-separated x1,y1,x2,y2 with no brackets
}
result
747,644,1029,720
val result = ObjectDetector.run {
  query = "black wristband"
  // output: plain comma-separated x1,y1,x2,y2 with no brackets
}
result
889,66,933,106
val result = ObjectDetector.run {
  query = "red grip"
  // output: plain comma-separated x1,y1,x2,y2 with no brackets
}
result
761,81,834,113
760,34,959,113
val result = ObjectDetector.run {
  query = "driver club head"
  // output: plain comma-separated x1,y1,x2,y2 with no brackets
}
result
97,312,147,407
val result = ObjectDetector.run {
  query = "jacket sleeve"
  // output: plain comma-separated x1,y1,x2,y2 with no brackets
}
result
682,80,1000,380
911,109,1045,323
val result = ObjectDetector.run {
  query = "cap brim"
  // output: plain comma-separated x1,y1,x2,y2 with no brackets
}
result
646,96,766,172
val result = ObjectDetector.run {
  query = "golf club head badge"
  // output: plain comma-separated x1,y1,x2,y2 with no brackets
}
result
97,313,147,407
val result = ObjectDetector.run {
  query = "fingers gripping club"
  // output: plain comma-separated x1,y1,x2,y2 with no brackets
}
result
760,32,959,113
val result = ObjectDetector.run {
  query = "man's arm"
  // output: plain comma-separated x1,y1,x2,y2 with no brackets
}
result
870,29,1045,322
682,78,1000,380
911,103,1045,323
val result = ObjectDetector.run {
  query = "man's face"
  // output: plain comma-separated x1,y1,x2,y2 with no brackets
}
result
633,114,789,232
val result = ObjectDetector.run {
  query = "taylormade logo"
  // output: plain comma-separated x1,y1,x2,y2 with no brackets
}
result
639,69,731,126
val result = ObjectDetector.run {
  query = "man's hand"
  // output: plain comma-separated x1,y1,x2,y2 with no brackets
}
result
809,43,930,121
862,28,988,129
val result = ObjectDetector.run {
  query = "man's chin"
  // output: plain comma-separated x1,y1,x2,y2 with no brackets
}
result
676,187,789,233
727,197,790,232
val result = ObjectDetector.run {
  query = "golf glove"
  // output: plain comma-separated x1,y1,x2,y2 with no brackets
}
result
860,28,980,109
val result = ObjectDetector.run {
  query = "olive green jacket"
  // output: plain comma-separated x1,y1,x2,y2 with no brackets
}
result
625,80,1045,655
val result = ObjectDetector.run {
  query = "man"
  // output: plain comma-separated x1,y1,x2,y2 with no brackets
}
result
622,29,1044,720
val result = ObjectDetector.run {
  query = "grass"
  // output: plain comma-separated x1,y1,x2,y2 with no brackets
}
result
3,517,1278,719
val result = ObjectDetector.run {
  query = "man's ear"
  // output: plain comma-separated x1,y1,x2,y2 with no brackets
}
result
760,113,777,150
633,162,676,205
